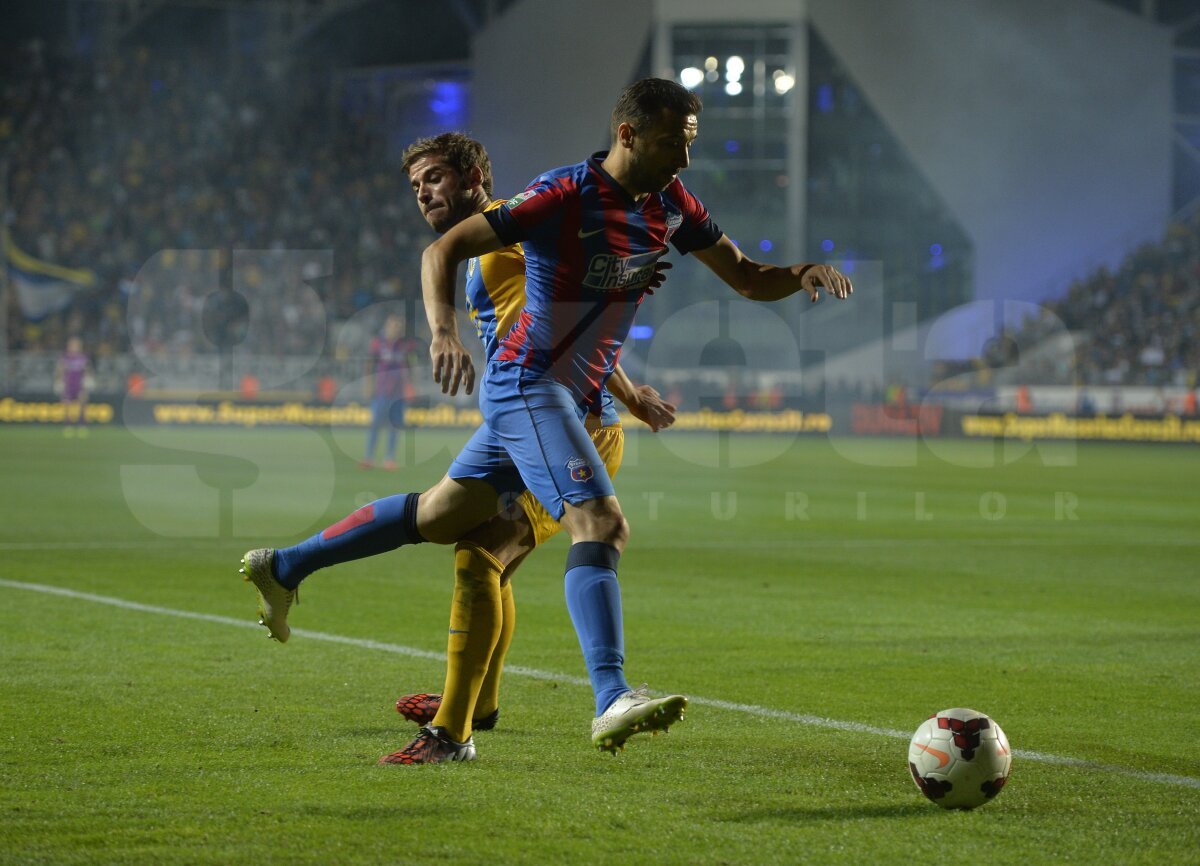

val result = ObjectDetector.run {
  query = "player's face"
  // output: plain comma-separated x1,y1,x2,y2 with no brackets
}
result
407,155,478,234
628,109,698,193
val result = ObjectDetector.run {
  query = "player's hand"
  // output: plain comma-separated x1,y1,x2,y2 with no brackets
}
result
430,332,475,396
627,384,676,432
800,264,854,303
644,260,673,295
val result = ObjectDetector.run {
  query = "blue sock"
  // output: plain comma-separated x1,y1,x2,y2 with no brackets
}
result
563,542,630,715
272,492,424,589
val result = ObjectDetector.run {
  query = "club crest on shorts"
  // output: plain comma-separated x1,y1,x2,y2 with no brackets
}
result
566,456,594,483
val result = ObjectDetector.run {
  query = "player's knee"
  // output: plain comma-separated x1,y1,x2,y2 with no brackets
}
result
415,477,498,545
562,497,627,550
610,513,630,551
414,492,454,544
460,512,536,568
418,522,459,546
591,506,629,550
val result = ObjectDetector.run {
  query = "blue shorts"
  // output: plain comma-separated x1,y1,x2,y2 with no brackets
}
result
446,362,616,520
370,395,406,428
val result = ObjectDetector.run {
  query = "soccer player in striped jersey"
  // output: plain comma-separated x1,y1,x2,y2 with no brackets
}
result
385,133,678,763
418,78,851,750
361,314,420,470
243,79,852,760
241,133,677,763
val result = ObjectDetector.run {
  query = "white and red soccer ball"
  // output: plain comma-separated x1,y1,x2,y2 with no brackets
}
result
908,708,1012,809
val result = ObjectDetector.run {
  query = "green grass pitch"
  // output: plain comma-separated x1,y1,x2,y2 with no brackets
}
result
1,425,1197,864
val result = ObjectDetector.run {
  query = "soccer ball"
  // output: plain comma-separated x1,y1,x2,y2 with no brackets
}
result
908,708,1012,810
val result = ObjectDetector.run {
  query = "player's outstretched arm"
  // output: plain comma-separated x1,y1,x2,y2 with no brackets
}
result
693,235,853,304
607,364,676,432
421,212,505,396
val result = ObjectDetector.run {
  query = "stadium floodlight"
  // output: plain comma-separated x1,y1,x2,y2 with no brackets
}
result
680,67,704,89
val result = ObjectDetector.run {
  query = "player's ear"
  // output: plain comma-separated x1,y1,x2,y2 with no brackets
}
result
464,165,485,191
617,121,637,150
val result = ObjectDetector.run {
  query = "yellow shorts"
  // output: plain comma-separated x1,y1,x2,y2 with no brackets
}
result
518,422,624,547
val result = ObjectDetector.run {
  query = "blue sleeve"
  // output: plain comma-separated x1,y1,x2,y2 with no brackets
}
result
484,207,524,247
670,216,722,254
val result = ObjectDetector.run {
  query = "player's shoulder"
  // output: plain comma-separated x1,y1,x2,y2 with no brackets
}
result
539,158,589,182
522,159,587,195
495,161,586,217
659,176,709,219
662,175,698,203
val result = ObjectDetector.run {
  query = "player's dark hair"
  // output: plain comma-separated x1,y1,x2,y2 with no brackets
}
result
401,132,493,196
611,78,703,139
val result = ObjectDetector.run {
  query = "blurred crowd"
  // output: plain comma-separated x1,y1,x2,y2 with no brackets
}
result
2,41,429,360
3,41,1197,394
979,213,1200,388
1053,215,1200,387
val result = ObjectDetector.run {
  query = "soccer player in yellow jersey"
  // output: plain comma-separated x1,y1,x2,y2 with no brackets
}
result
388,133,676,763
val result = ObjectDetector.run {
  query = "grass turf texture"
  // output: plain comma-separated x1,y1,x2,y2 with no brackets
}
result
1,425,1197,865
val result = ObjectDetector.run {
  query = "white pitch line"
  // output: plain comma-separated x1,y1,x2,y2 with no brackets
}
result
0,577,446,660
4,537,1196,553
1,577,1198,792
0,540,212,551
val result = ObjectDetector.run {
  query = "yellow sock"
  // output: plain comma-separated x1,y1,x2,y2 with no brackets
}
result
431,543,504,743
475,579,516,718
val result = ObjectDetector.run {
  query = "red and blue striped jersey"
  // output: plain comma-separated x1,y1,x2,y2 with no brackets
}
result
484,151,721,411
467,199,620,426
369,337,419,399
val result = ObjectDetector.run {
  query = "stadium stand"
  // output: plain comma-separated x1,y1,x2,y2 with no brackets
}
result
2,35,1194,405
978,213,1200,389
2,40,428,359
